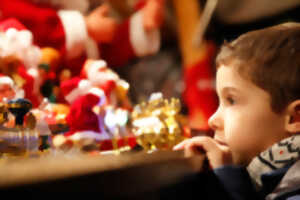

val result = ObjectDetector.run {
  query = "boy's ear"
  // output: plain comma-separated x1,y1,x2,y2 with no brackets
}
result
285,100,300,133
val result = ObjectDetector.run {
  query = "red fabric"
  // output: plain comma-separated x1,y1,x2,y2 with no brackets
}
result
100,20,136,68
0,0,66,57
183,42,218,130
65,93,101,136
99,80,116,98
134,0,147,11
60,77,82,98
99,136,137,151
0,17,27,31
61,55,87,78
17,64,40,107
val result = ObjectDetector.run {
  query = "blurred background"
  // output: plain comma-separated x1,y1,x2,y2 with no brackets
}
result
95,0,300,130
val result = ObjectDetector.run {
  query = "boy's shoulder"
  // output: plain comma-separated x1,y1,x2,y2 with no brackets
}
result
266,159,300,200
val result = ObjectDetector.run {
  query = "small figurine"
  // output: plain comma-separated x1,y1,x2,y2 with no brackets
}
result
0,97,40,155
54,60,135,153
54,79,110,152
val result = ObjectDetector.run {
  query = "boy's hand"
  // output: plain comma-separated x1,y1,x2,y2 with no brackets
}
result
173,136,233,169
85,4,118,43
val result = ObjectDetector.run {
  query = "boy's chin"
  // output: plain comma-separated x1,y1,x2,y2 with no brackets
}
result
232,153,253,166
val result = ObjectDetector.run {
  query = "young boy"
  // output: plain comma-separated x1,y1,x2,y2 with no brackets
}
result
174,22,300,200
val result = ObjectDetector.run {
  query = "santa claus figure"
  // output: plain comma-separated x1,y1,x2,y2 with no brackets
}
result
0,18,44,106
0,0,165,77
57,77,115,151
57,59,135,151
61,80,110,140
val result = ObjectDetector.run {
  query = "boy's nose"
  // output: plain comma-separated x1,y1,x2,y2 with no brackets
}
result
208,109,222,131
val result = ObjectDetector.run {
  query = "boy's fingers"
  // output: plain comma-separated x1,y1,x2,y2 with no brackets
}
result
173,140,189,150
173,136,214,152
184,142,205,157
185,137,217,151
184,137,223,156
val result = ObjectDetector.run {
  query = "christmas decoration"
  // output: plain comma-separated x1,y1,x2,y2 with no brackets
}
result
0,98,40,156
131,92,187,152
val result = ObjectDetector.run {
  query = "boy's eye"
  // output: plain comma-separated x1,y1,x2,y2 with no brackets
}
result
226,96,235,105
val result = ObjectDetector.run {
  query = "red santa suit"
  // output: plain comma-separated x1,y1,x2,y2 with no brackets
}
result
60,77,110,140
0,18,42,107
0,0,161,76
60,77,136,151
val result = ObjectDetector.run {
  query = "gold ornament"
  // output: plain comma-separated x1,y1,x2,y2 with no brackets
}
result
131,93,186,152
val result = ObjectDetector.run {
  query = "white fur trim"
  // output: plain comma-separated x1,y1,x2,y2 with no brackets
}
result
27,68,38,78
69,131,111,141
85,36,100,59
117,79,130,90
0,28,41,69
87,60,119,85
27,68,40,95
0,77,14,87
65,79,92,103
129,11,161,57
87,60,107,80
87,61,120,86
58,10,88,59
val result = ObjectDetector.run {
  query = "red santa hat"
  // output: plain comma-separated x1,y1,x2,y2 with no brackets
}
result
60,77,106,104
0,18,27,32
99,79,117,98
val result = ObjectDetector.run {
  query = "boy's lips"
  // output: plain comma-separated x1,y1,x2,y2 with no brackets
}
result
215,139,227,146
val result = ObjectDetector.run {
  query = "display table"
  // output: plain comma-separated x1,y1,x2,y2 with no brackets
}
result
0,150,205,198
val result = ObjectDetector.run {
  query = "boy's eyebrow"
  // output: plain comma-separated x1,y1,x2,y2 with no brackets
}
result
221,87,240,94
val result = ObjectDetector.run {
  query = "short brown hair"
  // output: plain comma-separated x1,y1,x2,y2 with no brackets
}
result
216,22,300,113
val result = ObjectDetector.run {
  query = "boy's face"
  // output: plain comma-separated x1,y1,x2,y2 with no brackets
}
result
209,65,289,165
